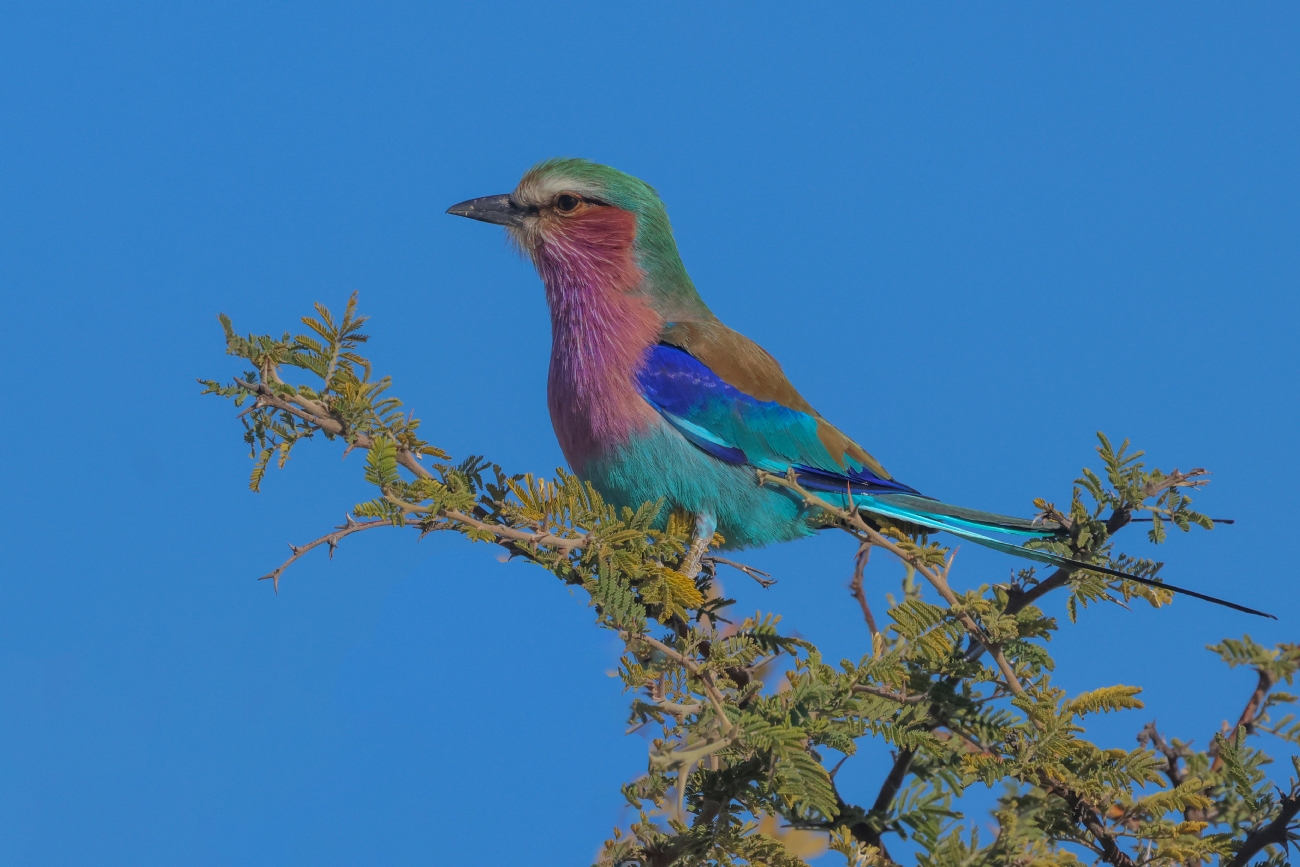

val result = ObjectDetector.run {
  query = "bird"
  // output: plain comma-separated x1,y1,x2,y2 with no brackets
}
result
447,158,1271,619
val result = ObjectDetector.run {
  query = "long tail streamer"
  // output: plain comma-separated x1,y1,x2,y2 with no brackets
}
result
852,493,1275,620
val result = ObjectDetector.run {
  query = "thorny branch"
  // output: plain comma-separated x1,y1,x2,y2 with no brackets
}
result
702,555,775,589
854,747,916,856
849,542,881,651
209,304,1297,867
1004,469,1210,620
1045,780,1140,867
639,634,735,739
234,378,586,567
760,469,1026,697
757,471,1168,865
762,466,1241,867
1137,721,1188,789
1210,667,1275,773
1225,785,1300,867
261,516,393,592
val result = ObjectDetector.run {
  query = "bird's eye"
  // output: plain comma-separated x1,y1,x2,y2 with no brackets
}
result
555,194,581,213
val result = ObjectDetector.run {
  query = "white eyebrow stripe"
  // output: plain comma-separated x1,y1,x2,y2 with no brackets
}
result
514,172,606,207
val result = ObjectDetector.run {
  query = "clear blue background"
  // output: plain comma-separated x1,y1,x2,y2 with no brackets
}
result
1,4,1296,865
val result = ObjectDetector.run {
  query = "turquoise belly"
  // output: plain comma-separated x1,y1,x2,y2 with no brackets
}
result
579,421,814,549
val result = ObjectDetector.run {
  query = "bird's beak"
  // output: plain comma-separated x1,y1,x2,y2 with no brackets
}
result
445,194,529,227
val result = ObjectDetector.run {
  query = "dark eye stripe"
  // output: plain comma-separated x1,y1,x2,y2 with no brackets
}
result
549,194,613,212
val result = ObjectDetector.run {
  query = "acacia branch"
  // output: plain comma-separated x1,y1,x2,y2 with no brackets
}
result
846,747,916,854
1004,565,1072,617
1136,721,1187,789
441,509,586,551
1045,781,1139,867
382,492,586,552
237,380,587,563
761,470,1026,697
236,378,362,443
1210,667,1275,773
635,697,704,719
1225,785,1300,867
260,516,394,592
224,333,1276,867
704,555,775,588
1144,468,1210,498
849,543,881,649
999,482,1161,621
639,634,735,738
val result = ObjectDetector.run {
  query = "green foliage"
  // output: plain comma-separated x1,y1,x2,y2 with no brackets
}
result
204,298,1300,867
199,292,445,493
1062,685,1144,717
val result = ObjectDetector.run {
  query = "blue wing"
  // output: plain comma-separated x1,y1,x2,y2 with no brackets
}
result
635,343,918,495
636,341,1051,538
634,342,1273,618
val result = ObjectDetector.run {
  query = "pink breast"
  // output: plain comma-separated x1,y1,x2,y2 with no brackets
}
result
533,208,664,468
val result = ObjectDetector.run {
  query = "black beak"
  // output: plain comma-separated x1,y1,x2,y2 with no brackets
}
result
445,194,529,227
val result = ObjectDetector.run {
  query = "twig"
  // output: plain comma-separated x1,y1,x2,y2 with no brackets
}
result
760,470,1026,697
1210,667,1276,772
259,516,393,592
638,633,739,818
1144,468,1210,497
235,379,587,555
383,492,586,552
1224,784,1300,867
934,725,995,756
704,555,776,588
444,509,585,551
1136,721,1187,788
849,543,881,650
642,678,705,722
1002,565,1072,621
994,495,1155,627
1042,779,1139,867
851,747,916,850
640,634,735,738
235,379,359,442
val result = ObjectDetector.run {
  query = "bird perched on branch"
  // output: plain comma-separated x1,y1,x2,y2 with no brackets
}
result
448,158,1269,618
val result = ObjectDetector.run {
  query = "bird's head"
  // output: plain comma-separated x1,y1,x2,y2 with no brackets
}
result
447,158,709,320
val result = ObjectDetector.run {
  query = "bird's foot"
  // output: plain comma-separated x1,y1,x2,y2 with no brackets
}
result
679,537,709,580
678,512,718,579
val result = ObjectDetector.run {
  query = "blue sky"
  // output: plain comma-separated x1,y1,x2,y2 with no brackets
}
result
1,3,1297,865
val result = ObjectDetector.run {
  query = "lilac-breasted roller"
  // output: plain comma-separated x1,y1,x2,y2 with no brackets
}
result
448,158,1269,618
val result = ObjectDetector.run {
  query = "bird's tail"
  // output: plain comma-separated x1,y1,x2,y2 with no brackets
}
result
847,492,1274,619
